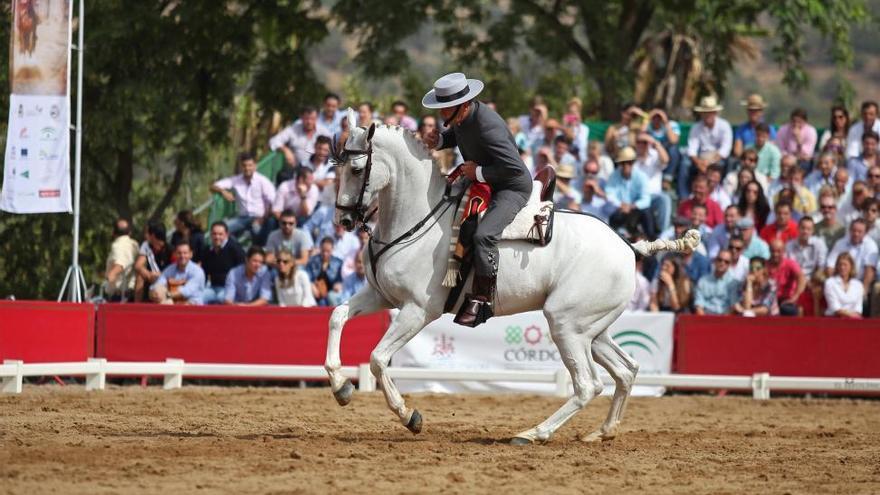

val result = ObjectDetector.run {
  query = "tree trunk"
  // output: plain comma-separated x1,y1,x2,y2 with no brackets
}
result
148,159,185,224
113,137,134,222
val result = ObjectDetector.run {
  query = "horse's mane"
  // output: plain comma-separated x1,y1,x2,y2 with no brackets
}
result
373,124,438,167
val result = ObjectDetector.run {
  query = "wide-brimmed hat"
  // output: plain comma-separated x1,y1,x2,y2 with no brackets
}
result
556,163,575,179
422,72,484,109
694,95,724,113
614,146,637,164
741,93,768,110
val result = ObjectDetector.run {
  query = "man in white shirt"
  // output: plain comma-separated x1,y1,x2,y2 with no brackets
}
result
318,93,344,136
708,205,740,258
845,100,880,159
269,106,332,167
684,95,733,195
210,152,276,245
634,132,671,232
274,167,320,226
825,219,878,293
786,216,828,316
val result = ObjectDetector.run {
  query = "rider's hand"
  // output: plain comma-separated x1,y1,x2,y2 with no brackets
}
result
460,161,478,181
424,128,441,149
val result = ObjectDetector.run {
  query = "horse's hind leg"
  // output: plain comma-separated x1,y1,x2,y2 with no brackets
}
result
369,303,435,433
582,331,639,442
325,286,388,406
511,328,602,445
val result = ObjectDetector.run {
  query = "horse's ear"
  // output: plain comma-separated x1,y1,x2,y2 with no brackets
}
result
367,123,376,141
346,107,357,131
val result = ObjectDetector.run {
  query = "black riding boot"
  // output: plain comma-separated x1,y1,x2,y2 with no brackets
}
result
454,275,496,327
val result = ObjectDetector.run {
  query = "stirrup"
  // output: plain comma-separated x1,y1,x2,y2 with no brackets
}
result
453,295,494,327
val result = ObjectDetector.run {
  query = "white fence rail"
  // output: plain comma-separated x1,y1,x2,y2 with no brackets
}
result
3,359,880,399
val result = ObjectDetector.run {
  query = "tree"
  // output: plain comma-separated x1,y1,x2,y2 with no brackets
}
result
331,0,869,118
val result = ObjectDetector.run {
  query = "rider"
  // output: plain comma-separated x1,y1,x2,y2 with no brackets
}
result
422,72,533,327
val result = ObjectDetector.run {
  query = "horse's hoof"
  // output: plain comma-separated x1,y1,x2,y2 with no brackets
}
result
580,430,614,443
510,436,533,446
333,379,355,407
405,410,423,434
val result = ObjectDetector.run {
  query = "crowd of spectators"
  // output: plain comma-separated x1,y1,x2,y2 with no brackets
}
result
102,90,880,318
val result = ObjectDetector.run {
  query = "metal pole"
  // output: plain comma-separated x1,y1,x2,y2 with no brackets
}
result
59,0,85,302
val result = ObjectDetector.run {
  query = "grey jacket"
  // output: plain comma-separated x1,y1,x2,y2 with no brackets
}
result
440,101,533,195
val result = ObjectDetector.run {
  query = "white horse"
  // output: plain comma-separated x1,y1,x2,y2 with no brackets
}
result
325,109,699,444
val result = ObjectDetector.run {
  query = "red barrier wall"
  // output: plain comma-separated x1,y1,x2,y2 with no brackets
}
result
675,315,880,378
0,301,95,362
96,304,389,365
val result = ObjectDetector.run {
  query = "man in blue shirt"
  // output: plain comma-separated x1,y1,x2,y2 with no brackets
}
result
150,241,206,305
605,146,655,237
733,94,777,158
224,246,273,306
306,237,344,307
694,249,740,315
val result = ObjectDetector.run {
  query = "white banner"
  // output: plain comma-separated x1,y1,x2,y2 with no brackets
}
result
1,0,72,213
392,311,674,396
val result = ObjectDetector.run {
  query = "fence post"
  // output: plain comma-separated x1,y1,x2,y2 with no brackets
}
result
554,369,569,398
358,363,375,392
2,360,24,394
85,358,106,391
163,359,184,390
751,372,770,400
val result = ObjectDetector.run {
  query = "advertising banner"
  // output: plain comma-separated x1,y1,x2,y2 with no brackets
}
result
392,311,674,396
1,0,72,213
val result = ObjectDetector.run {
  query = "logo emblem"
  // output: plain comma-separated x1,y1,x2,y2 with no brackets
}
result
19,127,29,139
612,330,660,357
432,333,455,358
21,148,28,158
40,127,58,141
50,105,60,120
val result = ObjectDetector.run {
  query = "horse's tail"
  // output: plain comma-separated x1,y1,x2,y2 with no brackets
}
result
630,229,702,258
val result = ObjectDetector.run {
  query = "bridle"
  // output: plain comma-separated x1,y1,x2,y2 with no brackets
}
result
332,136,375,227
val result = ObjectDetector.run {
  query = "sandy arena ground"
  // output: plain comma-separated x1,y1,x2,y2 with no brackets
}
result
1,386,879,494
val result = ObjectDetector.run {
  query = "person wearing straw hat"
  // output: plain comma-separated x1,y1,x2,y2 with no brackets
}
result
553,162,581,209
684,95,733,195
422,72,533,327
605,146,655,238
733,93,776,158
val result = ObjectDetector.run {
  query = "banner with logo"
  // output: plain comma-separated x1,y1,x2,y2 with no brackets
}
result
1,0,72,213
392,311,674,397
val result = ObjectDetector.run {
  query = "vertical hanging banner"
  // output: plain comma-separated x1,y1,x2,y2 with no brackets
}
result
1,0,72,213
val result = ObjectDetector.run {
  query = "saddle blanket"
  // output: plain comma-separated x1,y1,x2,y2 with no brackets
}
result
459,180,553,242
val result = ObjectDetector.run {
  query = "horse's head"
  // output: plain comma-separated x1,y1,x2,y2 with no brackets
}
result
333,108,386,231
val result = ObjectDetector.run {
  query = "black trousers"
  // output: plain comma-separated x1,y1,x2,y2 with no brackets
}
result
473,189,530,278
609,207,656,239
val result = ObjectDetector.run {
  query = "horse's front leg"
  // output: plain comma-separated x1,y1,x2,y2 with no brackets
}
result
369,303,435,433
325,286,389,406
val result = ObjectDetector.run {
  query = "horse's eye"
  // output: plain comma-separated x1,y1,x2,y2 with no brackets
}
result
351,167,363,177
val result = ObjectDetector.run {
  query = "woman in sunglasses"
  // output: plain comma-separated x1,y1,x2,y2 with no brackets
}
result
819,105,850,151
274,247,316,307
732,257,779,316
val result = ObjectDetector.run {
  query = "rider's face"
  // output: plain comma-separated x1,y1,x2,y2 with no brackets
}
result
439,102,469,126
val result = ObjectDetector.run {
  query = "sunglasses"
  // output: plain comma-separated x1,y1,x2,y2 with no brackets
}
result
715,258,731,264
281,221,296,226
278,259,293,264
820,205,836,210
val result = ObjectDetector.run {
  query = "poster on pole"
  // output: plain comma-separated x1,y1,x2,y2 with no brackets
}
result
391,311,675,397
1,0,72,213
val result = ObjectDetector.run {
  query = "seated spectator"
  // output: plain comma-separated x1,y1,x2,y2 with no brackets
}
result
825,219,878,298
760,201,798,243
767,239,806,316
733,94,775,158
775,108,818,166
694,249,739,315
578,161,608,221
752,123,782,180
274,167,319,227
833,167,852,201
306,237,344,307
531,118,562,158
302,203,336,246
727,235,750,281
519,98,547,152
785,216,828,315
864,198,880,247
199,221,246,304
269,106,332,167
767,154,798,200
736,217,770,260
170,210,204,263
587,140,614,181
604,102,643,158
149,241,205,305
634,132,671,233
845,100,880,159
332,223,362,277
805,152,839,198
563,97,590,164
553,164,581,209
104,218,139,302
340,251,367,303
678,175,723,228
818,105,850,151
839,180,872,227
210,152,276,245
309,136,336,207
777,167,816,218
274,247,316,307
224,246,273,306
684,96,732,194
706,164,732,211
868,165,880,199
318,92,344,136
265,209,313,268
661,215,707,257
687,205,713,251
732,257,778,316
681,242,711,285
552,135,579,169
824,253,864,318
723,149,769,201
815,190,846,250
708,205,740,258
846,130,879,182
606,147,655,238
390,100,418,131
649,255,692,313
737,180,771,232
357,101,377,127
628,258,651,311
133,221,172,302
